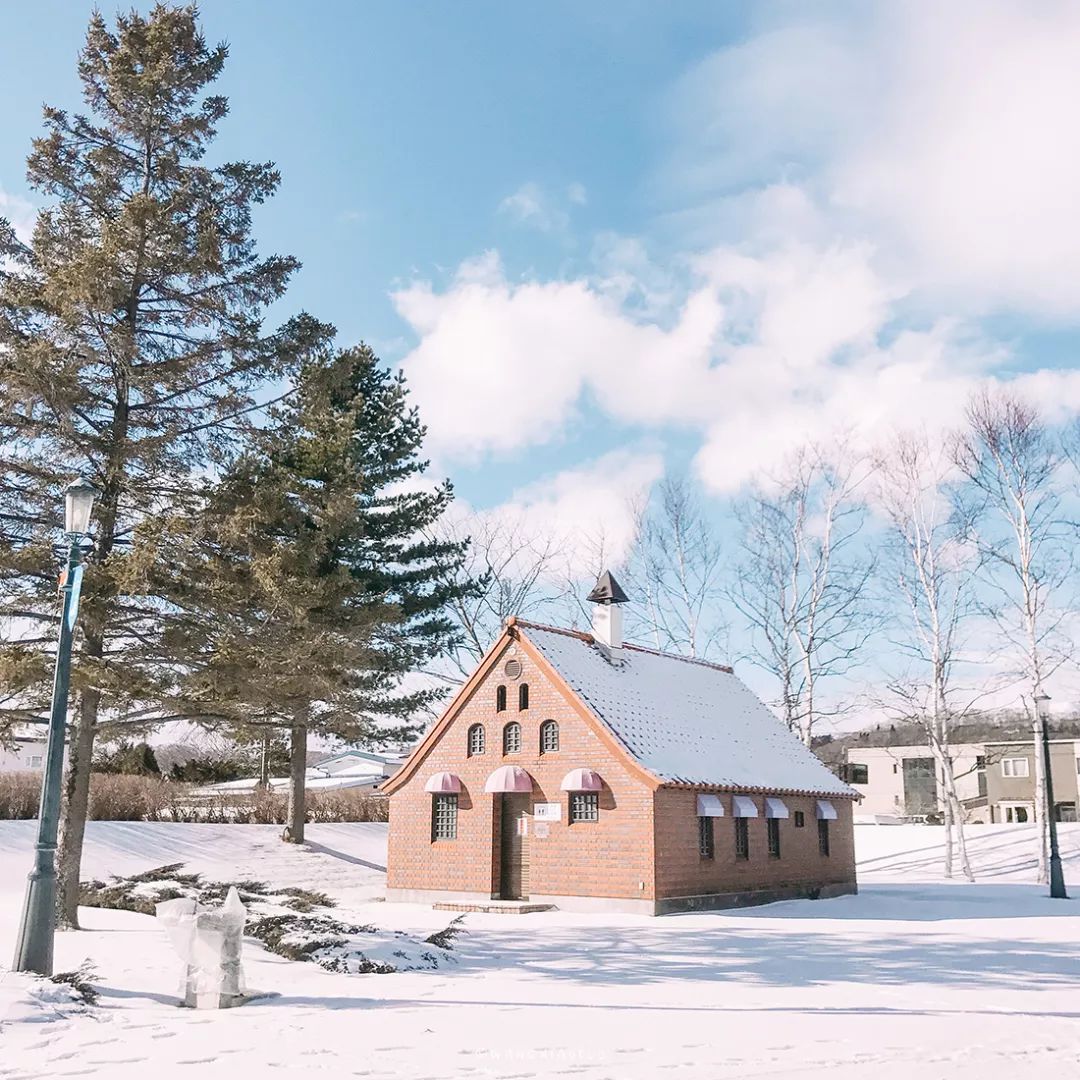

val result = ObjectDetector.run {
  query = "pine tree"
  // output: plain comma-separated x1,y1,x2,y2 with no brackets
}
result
0,5,331,924
162,344,472,842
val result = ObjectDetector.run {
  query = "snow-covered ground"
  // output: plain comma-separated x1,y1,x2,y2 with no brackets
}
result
3,821,1079,1079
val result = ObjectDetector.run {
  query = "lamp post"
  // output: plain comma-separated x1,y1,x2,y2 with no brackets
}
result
1035,691,1068,900
12,478,98,975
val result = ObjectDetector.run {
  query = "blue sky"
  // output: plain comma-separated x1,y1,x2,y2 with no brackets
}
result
5,2,1080,719
0,3,757,509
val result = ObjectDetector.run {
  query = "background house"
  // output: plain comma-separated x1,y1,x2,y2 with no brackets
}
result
197,747,406,796
843,738,1080,824
841,744,989,822
0,726,53,773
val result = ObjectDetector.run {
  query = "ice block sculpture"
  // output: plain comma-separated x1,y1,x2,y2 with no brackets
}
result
156,886,247,1008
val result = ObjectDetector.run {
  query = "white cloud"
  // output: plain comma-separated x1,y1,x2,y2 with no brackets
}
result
395,240,1032,490
396,3,1080,501
496,447,663,567
668,1,1080,317
392,253,723,461
447,448,664,579
566,182,587,206
497,181,586,234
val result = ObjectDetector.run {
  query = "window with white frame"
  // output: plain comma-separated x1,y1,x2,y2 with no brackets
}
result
502,721,521,755
467,723,485,756
540,719,559,753
1002,757,1029,778
29,755,43,768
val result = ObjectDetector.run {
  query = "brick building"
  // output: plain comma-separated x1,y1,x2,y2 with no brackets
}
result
384,573,857,914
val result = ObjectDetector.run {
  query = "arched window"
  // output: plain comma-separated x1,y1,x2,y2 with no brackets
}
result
518,683,529,711
467,723,485,756
540,719,559,754
503,721,522,755
496,685,507,712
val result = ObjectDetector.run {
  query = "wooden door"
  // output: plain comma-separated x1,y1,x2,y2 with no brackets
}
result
499,793,531,900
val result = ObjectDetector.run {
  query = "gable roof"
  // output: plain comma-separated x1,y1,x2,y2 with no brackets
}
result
384,618,855,800
519,622,854,798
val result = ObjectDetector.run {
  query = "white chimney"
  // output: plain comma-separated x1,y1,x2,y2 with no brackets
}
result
587,570,629,654
592,601,624,651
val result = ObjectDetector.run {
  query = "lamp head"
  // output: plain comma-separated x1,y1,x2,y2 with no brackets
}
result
64,478,98,536
1035,691,1052,721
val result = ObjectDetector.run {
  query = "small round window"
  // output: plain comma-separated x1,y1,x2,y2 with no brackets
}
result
504,658,523,680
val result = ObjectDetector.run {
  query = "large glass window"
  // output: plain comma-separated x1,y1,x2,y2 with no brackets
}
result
902,757,938,815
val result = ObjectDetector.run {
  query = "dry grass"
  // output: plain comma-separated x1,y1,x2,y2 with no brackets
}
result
0,771,388,823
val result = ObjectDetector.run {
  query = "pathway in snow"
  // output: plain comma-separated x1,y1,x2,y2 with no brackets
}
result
2,822,1078,1079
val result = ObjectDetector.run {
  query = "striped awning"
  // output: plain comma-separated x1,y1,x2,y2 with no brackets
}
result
731,795,758,818
696,794,725,817
424,772,461,794
816,800,838,820
764,797,789,819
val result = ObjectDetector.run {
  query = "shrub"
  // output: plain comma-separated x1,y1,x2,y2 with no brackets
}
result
0,771,43,819
0,770,388,823
92,740,160,776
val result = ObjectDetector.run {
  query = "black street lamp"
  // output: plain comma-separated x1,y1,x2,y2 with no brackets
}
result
12,478,98,975
1035,691,1068,900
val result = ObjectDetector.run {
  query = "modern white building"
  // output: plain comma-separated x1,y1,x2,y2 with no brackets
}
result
844,738,1080,824
841,743,989,823
0,727,51,773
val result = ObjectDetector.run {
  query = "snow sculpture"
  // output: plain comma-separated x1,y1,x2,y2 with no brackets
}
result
156,886,247,1008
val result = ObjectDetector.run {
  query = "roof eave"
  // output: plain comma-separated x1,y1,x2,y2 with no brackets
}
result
659,780,859,800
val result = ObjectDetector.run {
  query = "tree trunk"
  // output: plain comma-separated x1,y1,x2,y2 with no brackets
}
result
282,721,307,844
945,772,975,882
259,735,271,789
1033,719,1049,884
943,787,954,879
56,689,99,929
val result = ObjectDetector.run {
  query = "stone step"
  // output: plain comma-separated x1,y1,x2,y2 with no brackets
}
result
432,900,556,914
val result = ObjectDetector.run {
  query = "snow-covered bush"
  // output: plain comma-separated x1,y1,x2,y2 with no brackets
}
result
81,864,462,975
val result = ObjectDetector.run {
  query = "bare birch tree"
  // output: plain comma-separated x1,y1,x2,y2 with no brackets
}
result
622,477,726,659
429,513,573,681
952,388,1071,884
729,443,875,745
873,431,976,880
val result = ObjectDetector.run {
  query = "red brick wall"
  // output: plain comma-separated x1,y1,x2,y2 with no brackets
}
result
653,789,857,899
387,638,657,900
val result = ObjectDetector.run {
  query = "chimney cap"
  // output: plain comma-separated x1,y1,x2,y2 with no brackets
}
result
587,570,629,605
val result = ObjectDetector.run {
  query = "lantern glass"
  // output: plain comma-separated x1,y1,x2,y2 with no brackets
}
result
64,478,98,535
1035,692,1052,721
